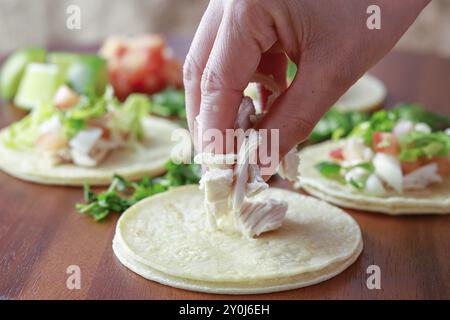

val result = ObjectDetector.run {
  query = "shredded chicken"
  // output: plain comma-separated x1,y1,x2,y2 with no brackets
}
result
195,75,297,238
403,163,443,190
196,132,287,238
277,147,300,182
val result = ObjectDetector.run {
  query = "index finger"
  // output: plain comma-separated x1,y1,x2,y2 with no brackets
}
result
198,3,277,146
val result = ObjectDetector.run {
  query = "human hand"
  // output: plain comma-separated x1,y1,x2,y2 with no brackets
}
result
184,0,430,159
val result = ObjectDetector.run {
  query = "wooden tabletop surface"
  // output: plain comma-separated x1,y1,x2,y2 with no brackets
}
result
0,38,449,300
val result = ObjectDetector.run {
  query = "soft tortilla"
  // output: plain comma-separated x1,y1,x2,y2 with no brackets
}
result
0,117,180,186
113,185,363,294
297,140,450,214
334,74,386,112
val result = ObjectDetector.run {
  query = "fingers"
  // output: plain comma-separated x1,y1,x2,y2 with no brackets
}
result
198,2,277,144
183,0,223,134
256,60,352,161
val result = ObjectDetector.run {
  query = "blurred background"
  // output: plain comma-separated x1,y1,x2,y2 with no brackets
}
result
0,0,450,57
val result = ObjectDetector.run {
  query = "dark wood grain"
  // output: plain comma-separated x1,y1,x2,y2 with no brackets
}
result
0,40,449,300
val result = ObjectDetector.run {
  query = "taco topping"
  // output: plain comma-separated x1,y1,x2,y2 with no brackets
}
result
1,86,150,167
195,94,298,238
315,106,450,195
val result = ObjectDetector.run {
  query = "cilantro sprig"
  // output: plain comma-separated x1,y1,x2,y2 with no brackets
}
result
76,161,201,221
151,88,186,119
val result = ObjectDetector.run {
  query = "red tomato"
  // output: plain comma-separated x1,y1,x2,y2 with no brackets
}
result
329,148,344,161
401,160,423,175
115,45,127,58
101,35,182,100
433,156,450,175
372,132,399,155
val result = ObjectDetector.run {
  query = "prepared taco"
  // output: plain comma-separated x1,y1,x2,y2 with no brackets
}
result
0,86,179,185
297,105,450,214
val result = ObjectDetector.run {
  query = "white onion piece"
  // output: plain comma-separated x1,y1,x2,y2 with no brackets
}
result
342,138,373,166
373,152,403,193
393,120,413,136
414,122,432,133
69,128,103,155
364,174,387,196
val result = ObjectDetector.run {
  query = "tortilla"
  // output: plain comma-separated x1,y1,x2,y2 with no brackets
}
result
113,185,363,294
334,74,386,113
0,116,179,186
297,140,450,214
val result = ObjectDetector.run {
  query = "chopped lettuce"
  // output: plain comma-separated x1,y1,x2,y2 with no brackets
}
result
315,161,375,189
112,94,151,140
315,162,342,180
151,88,186,119
310,108,369,143
398,131,450,161
3,89,152,149
65,96,107,120
391,104,450,131
350,104,450,146
1,101,56,148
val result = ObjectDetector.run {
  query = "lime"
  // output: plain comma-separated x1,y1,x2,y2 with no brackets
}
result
48,52,81,77
0,47,47,100
67,55,108,97
14,63,64,109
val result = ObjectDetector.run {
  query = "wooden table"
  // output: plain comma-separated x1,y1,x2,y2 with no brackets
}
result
0,39,449,300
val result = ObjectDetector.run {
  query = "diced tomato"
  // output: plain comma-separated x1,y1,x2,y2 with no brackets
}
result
372,132,399,155
101,35,182,100
402,156,450,175
401,159,423,175
433,156,450,175
115,45,128,58
87,117,111,140
329,148,345,161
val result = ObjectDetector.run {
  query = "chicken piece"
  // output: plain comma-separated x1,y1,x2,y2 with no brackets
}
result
200,169,234,202
195,89,293,238
247,164,268,196
239,199,288,238
231,130,261,211
403,163,443,190
69,128,103,155
278,147,300,182
69,128,117,167
194,153,236,170
204,200,230,229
